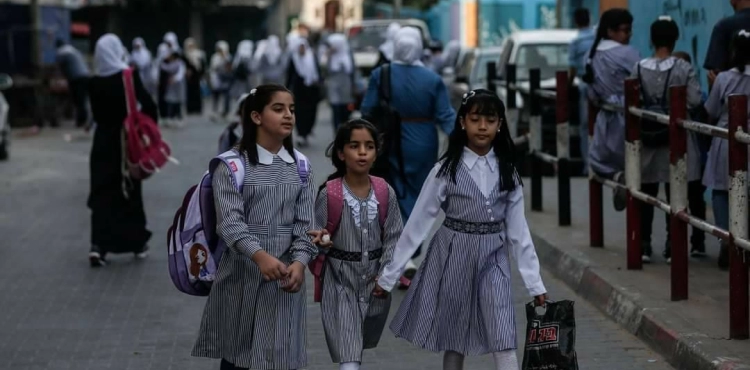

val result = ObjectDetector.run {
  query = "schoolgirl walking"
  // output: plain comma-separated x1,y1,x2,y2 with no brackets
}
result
191,84,317,370
376,89,548,370
309,119,403,370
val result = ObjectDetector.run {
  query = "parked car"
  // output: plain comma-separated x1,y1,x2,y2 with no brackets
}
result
0,73,12,160
445,46,503,111
345,18,431,76
492,29,583,175
440,45,474,88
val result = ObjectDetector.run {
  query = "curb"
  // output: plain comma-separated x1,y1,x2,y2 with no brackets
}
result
530,231,748,370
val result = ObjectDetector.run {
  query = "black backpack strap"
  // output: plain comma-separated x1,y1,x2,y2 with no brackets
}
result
379,63,391,103
659,65,674,110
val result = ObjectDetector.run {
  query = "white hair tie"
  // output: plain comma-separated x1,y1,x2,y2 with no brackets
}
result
658,15,672,21
739,30,750,38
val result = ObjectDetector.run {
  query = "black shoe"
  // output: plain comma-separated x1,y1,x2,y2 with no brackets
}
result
690,243,706,258
718,243,729,271
89,246,108,267
642,243,653,263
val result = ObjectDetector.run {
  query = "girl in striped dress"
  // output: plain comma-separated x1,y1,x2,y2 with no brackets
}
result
192,84,318,370
375,89,548,370
309,119,403,370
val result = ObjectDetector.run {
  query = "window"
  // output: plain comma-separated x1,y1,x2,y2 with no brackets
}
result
472,53,501,86
514,44,570,81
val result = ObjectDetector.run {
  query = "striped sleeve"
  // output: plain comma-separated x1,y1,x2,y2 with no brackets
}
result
212,161,262,258
378,184,404,277
290,166,317,266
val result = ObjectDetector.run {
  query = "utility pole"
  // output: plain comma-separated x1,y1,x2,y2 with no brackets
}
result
30,0,42,71
393,0,401,18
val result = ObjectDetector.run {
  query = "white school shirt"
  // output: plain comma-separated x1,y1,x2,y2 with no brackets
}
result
379,147,546,296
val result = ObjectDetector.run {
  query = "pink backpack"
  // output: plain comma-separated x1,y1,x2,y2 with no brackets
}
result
309,175,409,302
122,68,174,180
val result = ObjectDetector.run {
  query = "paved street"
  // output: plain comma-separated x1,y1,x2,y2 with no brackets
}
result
0,105,672,370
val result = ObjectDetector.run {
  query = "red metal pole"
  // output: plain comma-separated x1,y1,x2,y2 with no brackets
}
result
556,71,571,226
589,102,604,247
624,78,642,270
728,93,749,340
669,85,688,301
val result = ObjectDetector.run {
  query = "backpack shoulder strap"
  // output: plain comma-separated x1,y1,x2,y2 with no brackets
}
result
209,149,245,192
122,68,138,115
660,66,674,109
294,149,310,186
325,178,345,236
369,175,390,229
379,63,391,103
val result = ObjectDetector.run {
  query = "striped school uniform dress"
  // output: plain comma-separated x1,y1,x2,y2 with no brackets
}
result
378,148,547,356
192,145,317,370
314,181,403,363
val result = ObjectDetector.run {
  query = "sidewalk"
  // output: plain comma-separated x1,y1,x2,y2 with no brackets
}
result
524,177,750,370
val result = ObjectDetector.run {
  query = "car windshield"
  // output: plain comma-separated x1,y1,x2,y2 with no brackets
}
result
348,24,425,51
514,44,570,81
473,53,500,85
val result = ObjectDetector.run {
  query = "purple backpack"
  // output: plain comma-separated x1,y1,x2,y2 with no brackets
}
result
167,149,310,296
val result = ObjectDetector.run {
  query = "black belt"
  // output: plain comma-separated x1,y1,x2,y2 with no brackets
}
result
327,248,383,262
443,217,504,234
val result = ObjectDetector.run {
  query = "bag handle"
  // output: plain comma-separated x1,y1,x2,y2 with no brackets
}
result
122,69,138,116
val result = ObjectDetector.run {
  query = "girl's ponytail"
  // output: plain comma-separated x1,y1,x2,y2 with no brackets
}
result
582,24,606,84
581,8,633,84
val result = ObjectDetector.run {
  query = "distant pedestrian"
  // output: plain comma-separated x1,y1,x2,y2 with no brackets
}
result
55,39,91,129
183,38,206,115
703,0,750,88
192,84,317,370
286,36,321,147
130,37,156,100
324,33,356,131
702,29,750,270
252,35,286,85
568,8,595,173
210,41,233,119
87,33,156,267
377,89,547,370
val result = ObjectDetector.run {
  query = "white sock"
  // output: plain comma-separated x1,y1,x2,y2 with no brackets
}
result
339,361,360,370
443,351,464,370
492,350,519,370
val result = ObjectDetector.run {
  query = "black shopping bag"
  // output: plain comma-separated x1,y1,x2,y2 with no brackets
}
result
521,300,578,370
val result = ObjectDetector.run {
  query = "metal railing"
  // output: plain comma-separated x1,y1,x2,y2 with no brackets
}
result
487,63,750,340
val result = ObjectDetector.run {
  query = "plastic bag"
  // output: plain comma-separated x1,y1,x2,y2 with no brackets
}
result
521,300,578,370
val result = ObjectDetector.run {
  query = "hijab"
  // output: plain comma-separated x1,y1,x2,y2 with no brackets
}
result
289,37,319,86
326,33,353,74
393,27,424,67
233,40,254,69
261,35,283,65
94,33,129,77
130,37,152,69
379,23,402,61
163,32,180,54
184,38,205,68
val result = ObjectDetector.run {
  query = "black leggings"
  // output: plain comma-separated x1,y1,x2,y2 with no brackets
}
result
640,181,706,246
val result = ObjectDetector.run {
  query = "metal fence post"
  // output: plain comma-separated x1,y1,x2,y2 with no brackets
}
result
589,102,604,247
555,70,571,226
624,78,642,270
669,85,689,301
529,68,543,212
506,64,518,139
728,93,749,340
487,61,497,94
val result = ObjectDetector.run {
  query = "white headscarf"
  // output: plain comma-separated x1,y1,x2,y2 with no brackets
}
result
184,38,205,68
163,32,180,54
130,37,152,69
94,33,129,77
379,23,402,61
393,27,424,67
289,37,319,86
326,33,353,74
234,40,254,68
263,35,282,65
211,40,231,70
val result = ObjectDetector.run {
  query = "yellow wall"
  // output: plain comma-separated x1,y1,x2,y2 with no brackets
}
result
464,0,478,47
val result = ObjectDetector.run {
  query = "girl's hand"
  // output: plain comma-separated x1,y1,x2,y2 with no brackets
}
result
372,276,389,299
251,251,288,281
307,229,333,248
281,262,305,293
534,293,548,307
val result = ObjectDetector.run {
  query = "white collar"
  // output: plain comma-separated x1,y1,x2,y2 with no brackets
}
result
597,39,623,51
730,66,750,77
256,144,295,165
639,56,676,71
462,147,497,172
